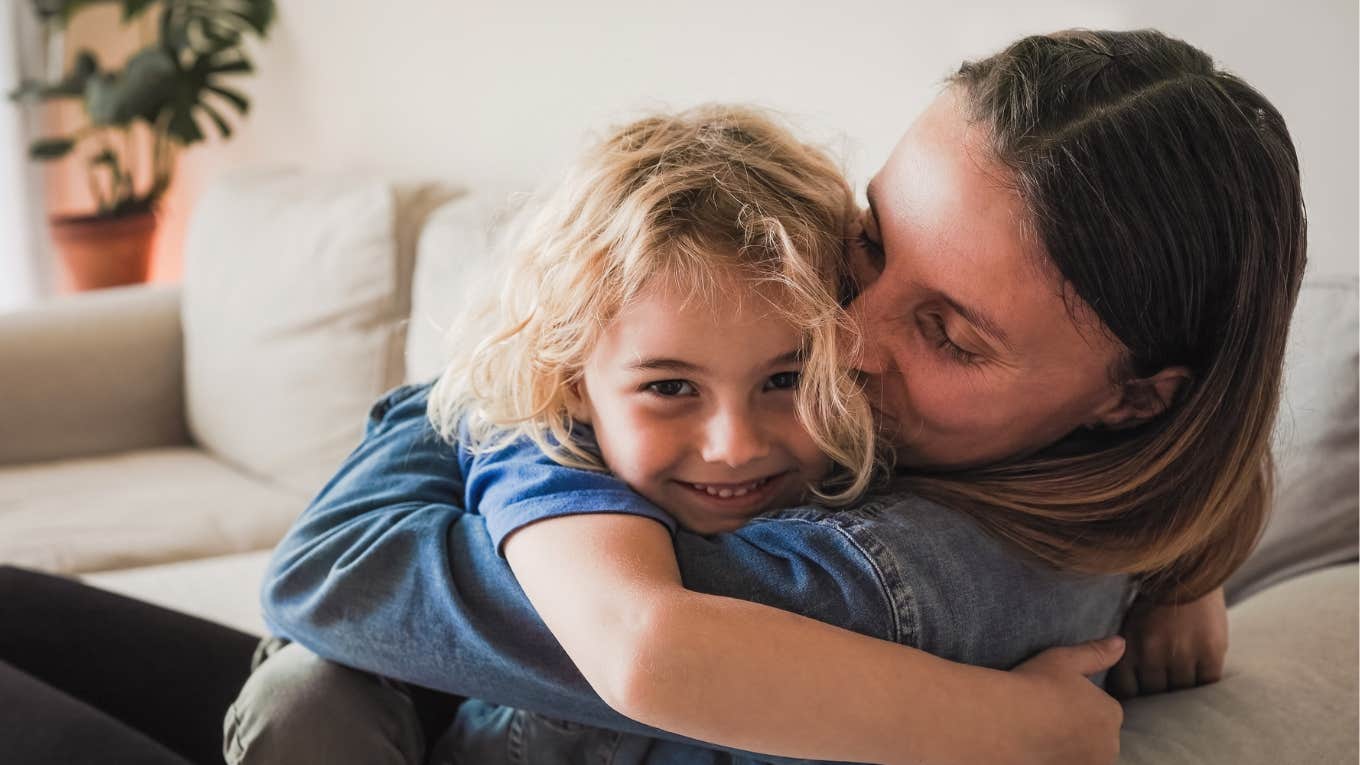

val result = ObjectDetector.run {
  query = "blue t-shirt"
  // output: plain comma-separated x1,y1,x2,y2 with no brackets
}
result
457,418,677,555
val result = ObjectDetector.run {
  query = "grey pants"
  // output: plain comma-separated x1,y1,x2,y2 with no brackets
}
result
223,639,428,765
223,639,649,765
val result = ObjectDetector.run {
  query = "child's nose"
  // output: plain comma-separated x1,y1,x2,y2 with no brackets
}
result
699,408,770,468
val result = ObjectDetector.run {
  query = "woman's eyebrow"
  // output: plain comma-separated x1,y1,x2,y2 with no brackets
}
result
944,296,1013,351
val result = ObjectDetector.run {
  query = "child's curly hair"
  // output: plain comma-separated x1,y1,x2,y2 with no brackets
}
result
428,104,877,504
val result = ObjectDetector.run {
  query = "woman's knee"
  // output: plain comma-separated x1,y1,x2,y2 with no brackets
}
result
223,641,424,765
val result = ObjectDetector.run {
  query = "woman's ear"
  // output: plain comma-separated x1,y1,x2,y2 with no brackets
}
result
1091,366,1192,430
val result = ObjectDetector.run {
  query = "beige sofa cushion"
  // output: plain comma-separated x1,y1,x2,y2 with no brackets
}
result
83,550,275,637
405,190,523,383
0,447,303,575
1120,563,1358,764
183,169,452,496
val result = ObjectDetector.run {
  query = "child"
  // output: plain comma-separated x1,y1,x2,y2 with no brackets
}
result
229,104,897,765
229,104,1148,765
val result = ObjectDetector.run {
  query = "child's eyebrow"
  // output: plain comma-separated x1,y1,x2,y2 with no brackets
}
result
626,349,803,373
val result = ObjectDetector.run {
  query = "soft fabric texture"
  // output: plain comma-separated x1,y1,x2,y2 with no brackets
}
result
405,190,520,383
1121,564,1358,764
0,566,259,765
0,283,187,465
0,660,191,765
1227,277,1360,603
0,448,303,575
183,168,453,497
83,550,275,636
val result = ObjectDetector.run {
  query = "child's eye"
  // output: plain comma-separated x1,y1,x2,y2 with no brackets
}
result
765,371,801,391
646,380,696,397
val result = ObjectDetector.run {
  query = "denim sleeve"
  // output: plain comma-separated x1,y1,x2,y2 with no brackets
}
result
260,382,899,748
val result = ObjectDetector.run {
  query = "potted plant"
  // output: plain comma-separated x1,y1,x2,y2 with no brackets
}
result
9,0,274,290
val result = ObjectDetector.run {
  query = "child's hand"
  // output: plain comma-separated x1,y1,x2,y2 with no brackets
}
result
1106,586,1228,699
1010,636,1126,765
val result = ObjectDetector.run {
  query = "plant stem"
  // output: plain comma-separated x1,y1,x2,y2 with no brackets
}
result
99,131,127,211
86,156,109,215
124,127,138,204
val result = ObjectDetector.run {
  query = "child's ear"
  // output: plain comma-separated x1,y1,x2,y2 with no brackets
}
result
564,379,592,424
1089,366,1191,430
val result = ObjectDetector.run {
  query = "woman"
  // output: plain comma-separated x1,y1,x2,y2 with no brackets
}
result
234,27,1304,765
1,28,1304,765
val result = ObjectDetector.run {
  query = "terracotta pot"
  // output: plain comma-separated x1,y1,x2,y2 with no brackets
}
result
49,210,158,291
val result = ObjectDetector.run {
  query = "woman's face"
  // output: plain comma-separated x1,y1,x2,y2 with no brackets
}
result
847,89,1128,469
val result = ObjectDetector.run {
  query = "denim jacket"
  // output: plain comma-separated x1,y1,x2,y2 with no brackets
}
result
261,382,1131,764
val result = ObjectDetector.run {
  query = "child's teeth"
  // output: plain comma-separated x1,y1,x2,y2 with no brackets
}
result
694,478,767,498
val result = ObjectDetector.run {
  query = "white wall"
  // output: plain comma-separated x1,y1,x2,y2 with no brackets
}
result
162,0,1356,278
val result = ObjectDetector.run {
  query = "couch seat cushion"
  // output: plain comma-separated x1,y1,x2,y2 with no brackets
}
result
0,448,305,576
1119,563,1358,764
83,550,274,637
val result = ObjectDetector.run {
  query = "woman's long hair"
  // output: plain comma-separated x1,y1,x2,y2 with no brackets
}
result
905,29,1308,602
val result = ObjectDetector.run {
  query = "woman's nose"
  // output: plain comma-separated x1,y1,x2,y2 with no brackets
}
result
700,408,770,468
842,292,891,376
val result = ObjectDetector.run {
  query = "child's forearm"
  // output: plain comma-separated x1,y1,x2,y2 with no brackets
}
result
620,585,1019,764
503,513,1074,765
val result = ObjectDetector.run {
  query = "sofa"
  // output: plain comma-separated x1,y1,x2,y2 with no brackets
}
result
1,169,1356,764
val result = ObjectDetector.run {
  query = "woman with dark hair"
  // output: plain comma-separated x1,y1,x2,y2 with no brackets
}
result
220,27,1305,765
0,28,1305,765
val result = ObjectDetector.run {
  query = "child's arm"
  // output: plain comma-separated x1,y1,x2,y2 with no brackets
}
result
1105,586,1228,699
504,513,1126,765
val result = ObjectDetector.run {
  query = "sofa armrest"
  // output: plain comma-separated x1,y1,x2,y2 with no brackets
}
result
0,284,190,466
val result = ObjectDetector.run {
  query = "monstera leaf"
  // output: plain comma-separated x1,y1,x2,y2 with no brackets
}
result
13,0,274,215
83,48,177,125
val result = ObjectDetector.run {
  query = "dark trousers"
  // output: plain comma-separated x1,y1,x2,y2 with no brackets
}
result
0,565,460,765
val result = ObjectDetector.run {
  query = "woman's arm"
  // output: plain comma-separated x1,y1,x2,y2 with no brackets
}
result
504,512,1125,765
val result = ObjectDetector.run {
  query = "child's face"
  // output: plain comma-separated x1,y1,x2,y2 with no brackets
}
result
574,279,830,535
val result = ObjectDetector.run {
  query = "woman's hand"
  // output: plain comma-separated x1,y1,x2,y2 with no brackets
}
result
1106,586,1228,698
1009,637,1127,765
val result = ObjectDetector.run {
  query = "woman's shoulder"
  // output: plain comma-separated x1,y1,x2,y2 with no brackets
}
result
757,492,1132,669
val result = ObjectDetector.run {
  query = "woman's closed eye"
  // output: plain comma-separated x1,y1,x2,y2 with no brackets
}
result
645,379,697,397
923,315,981,365
855,230,886,273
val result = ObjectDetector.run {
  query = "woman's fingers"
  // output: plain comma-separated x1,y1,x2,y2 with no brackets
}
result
1134,662,1168,695
1166,651,1197,690
1105,655,1139,699
1196,656,1225,686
